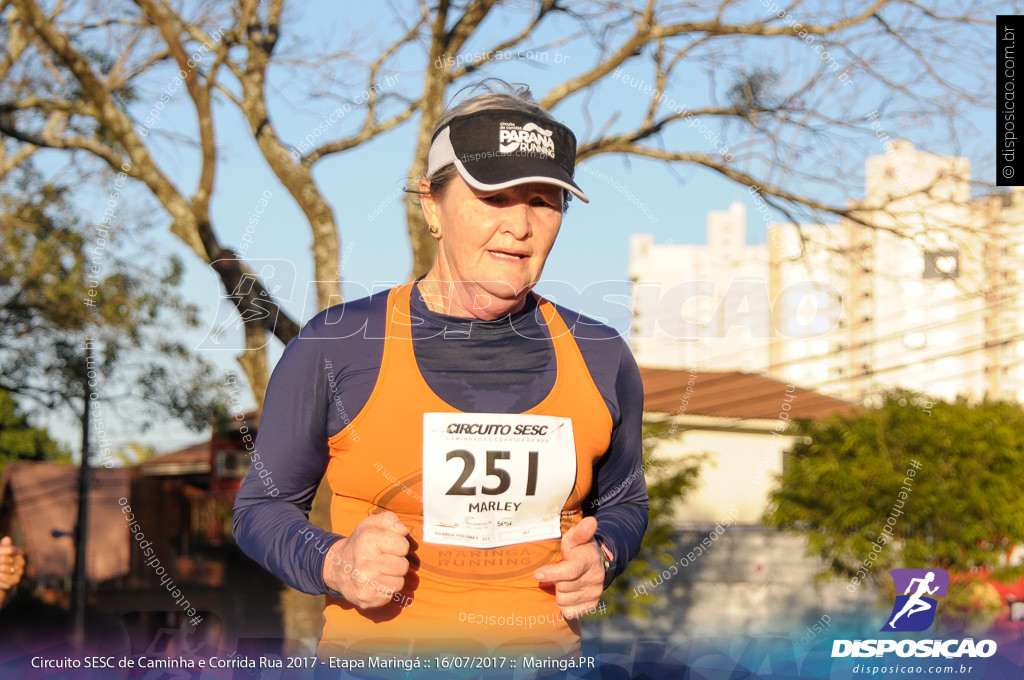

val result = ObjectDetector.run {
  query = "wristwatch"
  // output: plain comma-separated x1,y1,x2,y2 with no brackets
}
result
595,537,617,589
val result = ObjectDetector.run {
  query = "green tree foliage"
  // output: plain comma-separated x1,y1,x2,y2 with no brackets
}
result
0,389,70,476
600,419,707,618
765,390,1024,629
0,166,229,442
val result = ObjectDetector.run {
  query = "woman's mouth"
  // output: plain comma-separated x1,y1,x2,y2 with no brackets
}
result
488,249,529,261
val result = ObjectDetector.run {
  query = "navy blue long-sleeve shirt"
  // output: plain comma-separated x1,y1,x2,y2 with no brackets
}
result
232,283,648,595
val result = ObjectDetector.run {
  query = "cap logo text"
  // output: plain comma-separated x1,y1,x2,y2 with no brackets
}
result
498,122,555,158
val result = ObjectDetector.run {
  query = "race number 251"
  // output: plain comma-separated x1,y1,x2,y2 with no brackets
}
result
444,449,539,496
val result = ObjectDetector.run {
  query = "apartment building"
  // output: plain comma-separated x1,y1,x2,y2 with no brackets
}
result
630,141,1024,402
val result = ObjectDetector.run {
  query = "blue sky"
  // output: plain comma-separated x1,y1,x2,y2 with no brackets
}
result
32,1,1002,455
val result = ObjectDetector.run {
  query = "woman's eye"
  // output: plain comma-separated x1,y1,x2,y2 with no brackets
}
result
531,197,557,209
482,195,506,205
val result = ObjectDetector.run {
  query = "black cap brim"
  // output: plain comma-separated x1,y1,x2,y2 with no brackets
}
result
427,110,589,203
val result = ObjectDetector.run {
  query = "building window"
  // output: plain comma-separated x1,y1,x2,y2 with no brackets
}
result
904,332,926,350
216,450,251,479
923,250,959,280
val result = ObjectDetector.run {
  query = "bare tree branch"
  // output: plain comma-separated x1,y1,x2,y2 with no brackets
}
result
0,0,1006,393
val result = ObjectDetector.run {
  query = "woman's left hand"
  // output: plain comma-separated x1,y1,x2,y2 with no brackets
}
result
0,536,25,591
534,517,605,620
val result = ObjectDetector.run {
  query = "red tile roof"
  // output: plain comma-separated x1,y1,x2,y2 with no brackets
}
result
138,441,210,475
139,409,260,476
640,368,853,421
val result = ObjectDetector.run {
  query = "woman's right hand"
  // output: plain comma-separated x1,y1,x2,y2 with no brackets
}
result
0,536,25,604
322,511,410,609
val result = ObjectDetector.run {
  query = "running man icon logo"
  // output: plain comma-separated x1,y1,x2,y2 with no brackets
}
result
196,259,296,351
881,568,950,632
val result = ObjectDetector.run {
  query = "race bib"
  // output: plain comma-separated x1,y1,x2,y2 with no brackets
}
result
422,413,577,548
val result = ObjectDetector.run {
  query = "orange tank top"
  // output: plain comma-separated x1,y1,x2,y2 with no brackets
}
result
320,283,612,658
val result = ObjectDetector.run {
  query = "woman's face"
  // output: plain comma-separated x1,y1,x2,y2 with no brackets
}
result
420,173,563,319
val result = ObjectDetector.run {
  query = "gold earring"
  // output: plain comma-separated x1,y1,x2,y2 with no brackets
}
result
428,224,439,235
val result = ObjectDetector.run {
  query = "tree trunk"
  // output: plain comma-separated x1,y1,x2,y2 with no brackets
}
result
237,324,270,410
280,477,334,655
406,30,451,279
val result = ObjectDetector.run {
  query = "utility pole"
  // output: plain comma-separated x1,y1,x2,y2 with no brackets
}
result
71,337,93,648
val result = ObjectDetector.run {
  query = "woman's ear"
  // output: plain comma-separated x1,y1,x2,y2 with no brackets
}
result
419,177,440,231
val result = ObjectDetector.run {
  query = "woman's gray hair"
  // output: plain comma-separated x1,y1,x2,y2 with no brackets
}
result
420,79,571,211
431,80,554,133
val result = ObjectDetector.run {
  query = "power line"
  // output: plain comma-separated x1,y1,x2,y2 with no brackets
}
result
637,284,1021,371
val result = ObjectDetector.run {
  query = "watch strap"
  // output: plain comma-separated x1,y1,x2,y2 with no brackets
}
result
595,537,617,589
